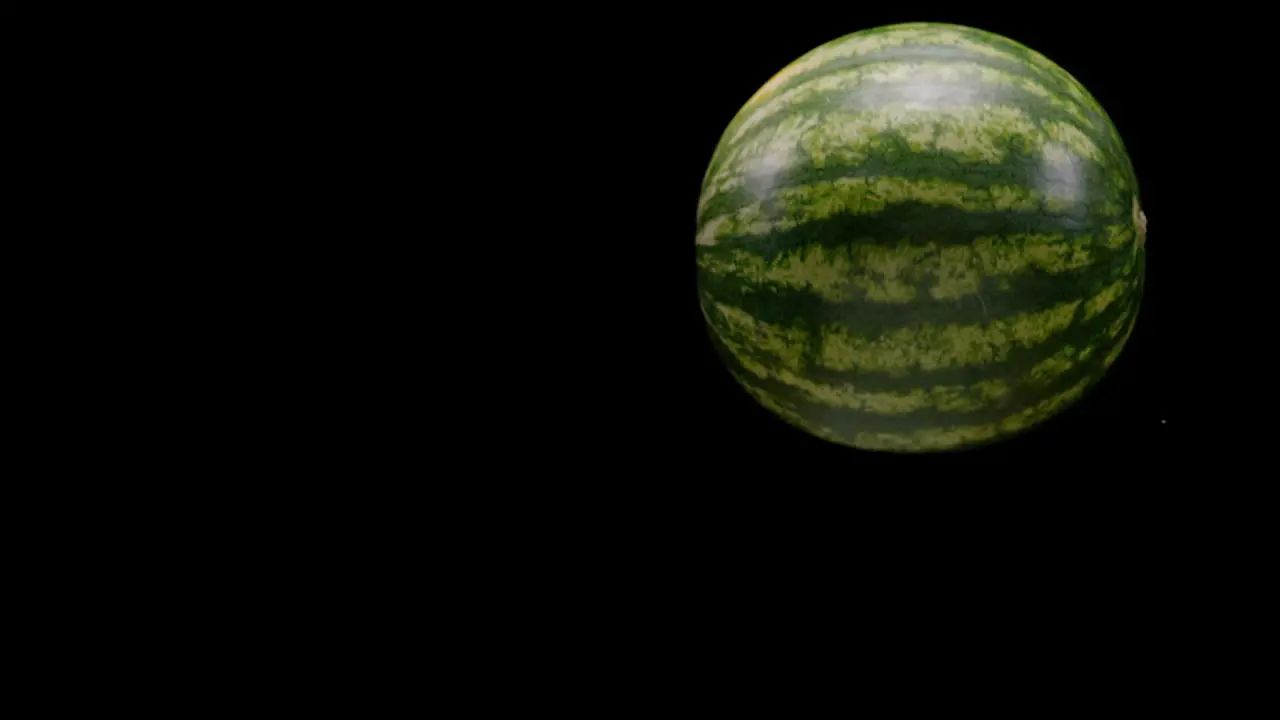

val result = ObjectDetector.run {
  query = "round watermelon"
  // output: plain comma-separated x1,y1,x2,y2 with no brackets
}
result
695,22,1145,452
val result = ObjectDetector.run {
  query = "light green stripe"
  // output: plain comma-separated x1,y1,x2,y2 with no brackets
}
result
698,176,1043,246
698,232,1114,304
735,347,1014,414
730,60,1090,149
851,377,1093,450
712,302,809,373
1026,343,1095,383
1102,223,1135,250
818,298,1079,373
737,25,1072,119
734,376,813,429
1104,302,1135,340
700,113,817,217
707,277,1125,376
1102,312,1137,369
793,106,1101,168
725,333,1087,416
700,100,1106,219
1083,279,1127,320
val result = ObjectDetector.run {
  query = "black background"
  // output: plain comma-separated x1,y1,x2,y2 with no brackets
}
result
582,10,1270,478
0,9,1269,678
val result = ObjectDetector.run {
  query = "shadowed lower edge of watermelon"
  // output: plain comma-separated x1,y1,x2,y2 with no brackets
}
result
705,278,1142,453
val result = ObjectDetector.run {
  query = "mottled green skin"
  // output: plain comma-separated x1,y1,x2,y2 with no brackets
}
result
695,23,1144,452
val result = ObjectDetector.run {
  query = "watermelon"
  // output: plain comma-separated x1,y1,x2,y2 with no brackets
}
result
695,22,1144,452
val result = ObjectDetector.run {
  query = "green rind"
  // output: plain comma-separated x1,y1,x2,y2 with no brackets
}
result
704,23,1133,190
695,22,1144,452
698,242,1136,361
708,272,1142,451
705,62,1120,199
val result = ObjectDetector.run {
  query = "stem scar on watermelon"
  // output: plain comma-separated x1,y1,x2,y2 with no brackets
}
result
1133,197,1148,247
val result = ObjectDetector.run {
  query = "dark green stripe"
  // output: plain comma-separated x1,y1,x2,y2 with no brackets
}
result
699,139,1123,229
889,31,1078,95
710,37,1133,187
738,34,1094,132
698,239,1129,325
726,334,1101,435
710,68,1105,185
716,297,1136,440
702,266,1139,395
700,202,1121,255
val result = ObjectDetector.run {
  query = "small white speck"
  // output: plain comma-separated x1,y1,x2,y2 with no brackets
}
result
1160,419,1167,424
